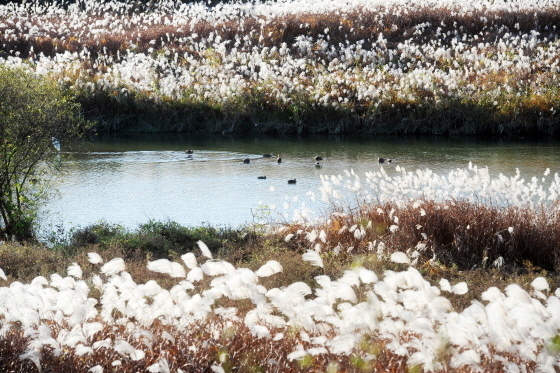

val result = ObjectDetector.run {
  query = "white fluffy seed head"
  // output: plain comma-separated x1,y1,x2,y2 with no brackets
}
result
147,259,186,278
67,263,83,279
201,261,235,276
181,253,197,269
390,251,410,265
255,260,283,277
187,267,204,282
197,240,213,259
531,277,550,292
302,250,323,268
88,252,104,265
100,258,126,276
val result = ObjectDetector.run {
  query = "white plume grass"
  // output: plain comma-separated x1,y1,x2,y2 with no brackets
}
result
147,259,186,278
197,240,213,259
114,340,144,361
302,250,323,268
92,275,103,292
440,279,452,292
87,252,103,265
356,268,378,284
93,339,112,350
452,282,469,295
147,358,170,373
287,349,308,362
19,350,41,372
201,261,235,276
1,251,560,372
30,276,48,287
327,334,358,355
75,344,94,356
390,252,410,265
187,267,204,283
181,253,198,269
255,260,283,277
100,258,125,276
531,277,550,292
67,263,83,279
440,279,468,294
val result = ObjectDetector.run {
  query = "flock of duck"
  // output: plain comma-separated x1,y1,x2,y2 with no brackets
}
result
250,154,325,184
184,150,392,184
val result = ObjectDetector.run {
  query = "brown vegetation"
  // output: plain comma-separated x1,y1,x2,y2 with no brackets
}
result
0,195,559,371
1,5,560,136
2,7,559,61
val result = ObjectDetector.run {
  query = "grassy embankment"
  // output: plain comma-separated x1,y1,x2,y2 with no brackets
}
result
0,195,558,371
0,0,560,136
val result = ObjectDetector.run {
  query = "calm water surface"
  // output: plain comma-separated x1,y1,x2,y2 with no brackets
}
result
40,134,560,235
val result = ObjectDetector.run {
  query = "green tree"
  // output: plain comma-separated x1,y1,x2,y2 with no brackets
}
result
0,66,91,241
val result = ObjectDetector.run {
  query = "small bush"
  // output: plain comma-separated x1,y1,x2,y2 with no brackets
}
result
68,220,260,262
0,242,68,281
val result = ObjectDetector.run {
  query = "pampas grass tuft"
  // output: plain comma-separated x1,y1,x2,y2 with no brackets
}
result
255,260,283,277
100,258,126,276
302,250,323,268
147,259,187,278
67,263,83,279
87,252,103,265
197,240,213,259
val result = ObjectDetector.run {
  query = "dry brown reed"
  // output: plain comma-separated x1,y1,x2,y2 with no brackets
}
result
283,199,560,272
0,314,548,372
0,242,69,281
3,7,560,61
3,4,559,135
0,217,558,371
0,316,413,372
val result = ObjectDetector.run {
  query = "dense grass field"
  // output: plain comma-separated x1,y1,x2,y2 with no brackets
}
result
1,0,560,135
1,0,560,370
1,163,559,372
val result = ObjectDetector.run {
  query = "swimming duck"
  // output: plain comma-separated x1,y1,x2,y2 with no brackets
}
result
263,153,274,158
186,150,194,154
243,158,250,164
257,176,267,179
314,156,323,161
287,179,296,184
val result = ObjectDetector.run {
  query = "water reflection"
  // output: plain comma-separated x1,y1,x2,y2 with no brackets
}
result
41,134,560,235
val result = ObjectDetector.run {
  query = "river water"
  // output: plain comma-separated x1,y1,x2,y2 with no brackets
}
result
39,133,560,236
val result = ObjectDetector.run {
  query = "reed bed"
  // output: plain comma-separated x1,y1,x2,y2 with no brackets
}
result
1,163,559,372
282,163,560,272
1,248,559,372
1,0,560,134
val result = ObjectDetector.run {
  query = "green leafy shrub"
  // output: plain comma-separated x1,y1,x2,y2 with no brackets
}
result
0,66,91,241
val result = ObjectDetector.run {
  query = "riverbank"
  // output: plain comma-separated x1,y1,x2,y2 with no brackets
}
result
1,199,559,371
1,0,560,137
1,157,560,371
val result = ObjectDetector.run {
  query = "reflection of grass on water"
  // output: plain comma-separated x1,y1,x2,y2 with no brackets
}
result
0,164,559,372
